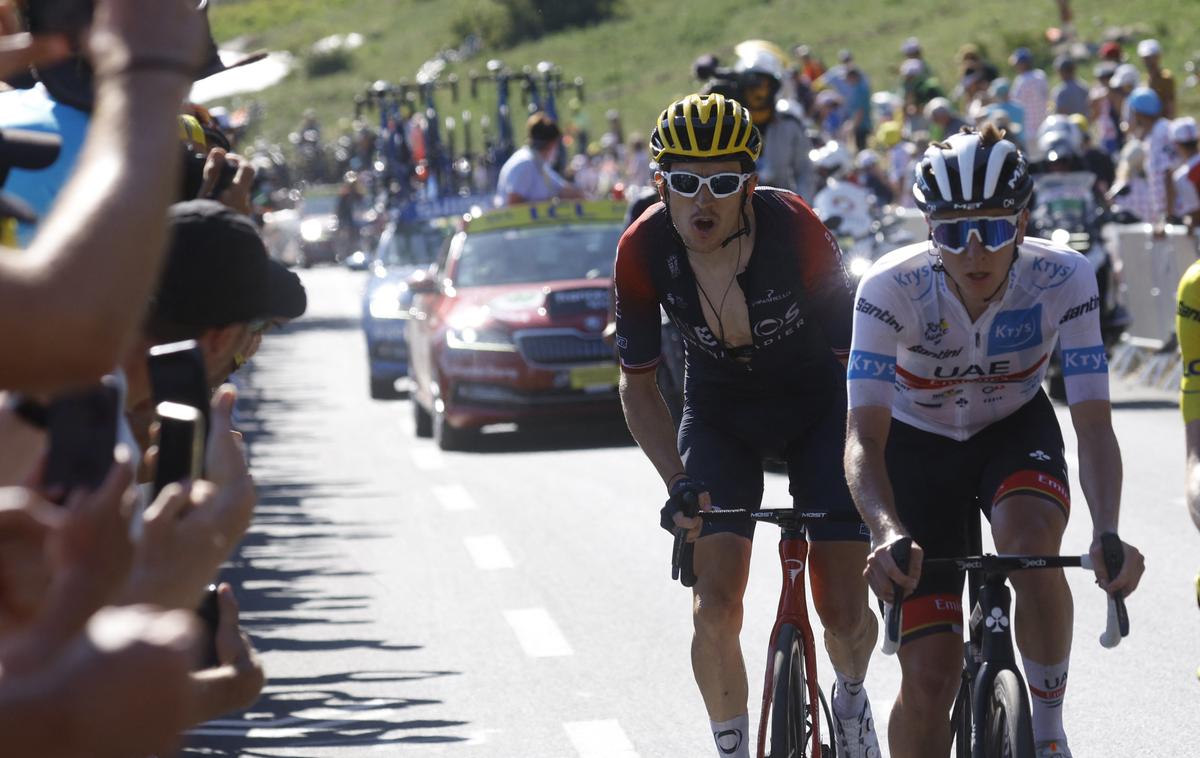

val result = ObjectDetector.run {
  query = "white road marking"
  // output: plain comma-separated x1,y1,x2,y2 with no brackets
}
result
564,720,639,757
409,446,445,471
433,484,477,512
504,608,573,657
464,535,515,570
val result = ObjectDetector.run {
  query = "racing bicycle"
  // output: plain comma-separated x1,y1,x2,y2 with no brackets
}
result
673,508,843,758
882,525,1128,758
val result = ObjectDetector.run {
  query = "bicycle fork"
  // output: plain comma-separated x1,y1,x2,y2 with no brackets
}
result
756,533,824,756
967,575,1026,758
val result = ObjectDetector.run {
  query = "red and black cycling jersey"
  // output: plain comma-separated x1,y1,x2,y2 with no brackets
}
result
613,188,853,391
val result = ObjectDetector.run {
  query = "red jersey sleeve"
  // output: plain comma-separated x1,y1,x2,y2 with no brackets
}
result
613,219,663,373
783,193,854,359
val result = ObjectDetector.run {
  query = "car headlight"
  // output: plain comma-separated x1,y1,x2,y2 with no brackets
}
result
368,284,409,319
446,325,515,352
301,218,327,242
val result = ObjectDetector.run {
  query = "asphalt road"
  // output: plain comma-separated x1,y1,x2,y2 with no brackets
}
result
185,267,1200,757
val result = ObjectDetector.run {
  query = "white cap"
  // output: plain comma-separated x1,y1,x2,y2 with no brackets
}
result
1137,39,1161,58
1171,116,1199,143
900,58,924,78
1110,63,1141,90
901,37,921,56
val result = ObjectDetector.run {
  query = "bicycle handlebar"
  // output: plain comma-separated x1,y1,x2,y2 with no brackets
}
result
881,543,1129,655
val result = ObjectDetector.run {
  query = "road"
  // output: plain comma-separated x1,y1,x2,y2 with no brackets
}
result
185,267,1200,757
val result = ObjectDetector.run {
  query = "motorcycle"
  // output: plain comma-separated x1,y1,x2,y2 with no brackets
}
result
1028,170,1132,399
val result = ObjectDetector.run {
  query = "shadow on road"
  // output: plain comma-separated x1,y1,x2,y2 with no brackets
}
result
464,415,635,454
183,349,476,756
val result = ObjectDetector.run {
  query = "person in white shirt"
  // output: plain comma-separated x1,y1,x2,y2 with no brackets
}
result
1009,47,1049,138
495,112,585,206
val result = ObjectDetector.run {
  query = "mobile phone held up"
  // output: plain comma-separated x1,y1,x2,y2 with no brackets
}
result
152,401,206,499
148,340,211,441
43,378,120,502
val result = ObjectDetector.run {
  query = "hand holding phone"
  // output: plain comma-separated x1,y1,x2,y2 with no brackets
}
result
43,380,119,502
151,401,205,499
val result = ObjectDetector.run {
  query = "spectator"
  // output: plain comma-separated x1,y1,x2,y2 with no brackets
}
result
844,66,873,151
1051,55,1089,117
793,44,825,85
0,0,207,394
1137,38,1177,120
495,112,584,206
1170,117,1200,231
813,88,846,143
732,40,816,199
120,200,307,455
1100,63,1141,155
900,36,927,77
1072,113,1116,197
1109,87,1173,228
1098,40,1124,64
956,43,998,83
1009,47,1049,136
924,97,966,141
899,57,943,119
982,78,1026,137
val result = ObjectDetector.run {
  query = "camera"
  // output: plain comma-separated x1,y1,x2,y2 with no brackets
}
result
181,148,238,202
26,0,94,36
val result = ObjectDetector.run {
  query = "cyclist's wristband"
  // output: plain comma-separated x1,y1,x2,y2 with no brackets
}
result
104,56,198,80
666,471,687,490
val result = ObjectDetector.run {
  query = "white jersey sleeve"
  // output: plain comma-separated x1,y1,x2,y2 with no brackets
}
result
1053,259,1110,404
847,263,907,410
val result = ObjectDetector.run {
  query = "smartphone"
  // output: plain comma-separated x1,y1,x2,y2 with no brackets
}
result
152,401,206,499
147,340,211,443
42,379,119,500
25,0,94,36
195,583,221,669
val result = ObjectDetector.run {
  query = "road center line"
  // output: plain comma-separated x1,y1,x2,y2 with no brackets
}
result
433,484,477,511
464,535,515,570
564,720,638,757
503,608,573,657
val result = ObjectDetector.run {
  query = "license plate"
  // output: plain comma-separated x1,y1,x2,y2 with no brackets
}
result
569,363,619,390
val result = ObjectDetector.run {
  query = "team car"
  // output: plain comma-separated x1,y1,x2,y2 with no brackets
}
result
406,200,626,449
362,215,456,398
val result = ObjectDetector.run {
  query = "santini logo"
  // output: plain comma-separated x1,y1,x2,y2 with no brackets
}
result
856,297,903,333
1059,295,1100,324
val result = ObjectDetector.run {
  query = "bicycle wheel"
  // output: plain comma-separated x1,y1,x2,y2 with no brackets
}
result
766,624,809,758
983,670,1035,758
950,677,971,758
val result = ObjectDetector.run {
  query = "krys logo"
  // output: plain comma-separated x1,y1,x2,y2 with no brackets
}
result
988,305,1042,355
1030,256,1077,290
892,264,934,300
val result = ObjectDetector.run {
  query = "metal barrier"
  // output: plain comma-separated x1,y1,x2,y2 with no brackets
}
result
1106,222,1198,390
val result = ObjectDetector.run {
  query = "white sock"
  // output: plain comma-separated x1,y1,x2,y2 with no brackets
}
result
1022,656,1069,744
710,714,750,758
832,670,867,718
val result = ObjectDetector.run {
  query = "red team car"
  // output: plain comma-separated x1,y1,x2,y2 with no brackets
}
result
406,200,626,449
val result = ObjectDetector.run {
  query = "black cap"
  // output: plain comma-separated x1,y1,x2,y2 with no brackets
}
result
34,0,267,113
0,128,61,223
152,200,306,329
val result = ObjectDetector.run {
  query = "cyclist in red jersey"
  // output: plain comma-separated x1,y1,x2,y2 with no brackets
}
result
615,93,879,758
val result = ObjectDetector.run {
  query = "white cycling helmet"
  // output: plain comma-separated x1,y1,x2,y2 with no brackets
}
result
733,39,788,82
810,140,852,177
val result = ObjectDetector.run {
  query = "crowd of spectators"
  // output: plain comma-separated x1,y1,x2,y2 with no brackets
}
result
0,0,307,753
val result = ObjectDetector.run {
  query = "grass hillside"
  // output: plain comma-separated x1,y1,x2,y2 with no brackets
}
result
209,0,1200,153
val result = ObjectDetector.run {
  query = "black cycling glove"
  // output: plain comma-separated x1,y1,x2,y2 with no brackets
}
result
660,476,705,534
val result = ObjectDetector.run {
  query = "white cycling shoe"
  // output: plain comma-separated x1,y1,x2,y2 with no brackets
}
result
830,683,881,758
1035,739,1072,758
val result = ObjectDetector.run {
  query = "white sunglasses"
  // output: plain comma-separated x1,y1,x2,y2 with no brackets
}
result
661,171,751,198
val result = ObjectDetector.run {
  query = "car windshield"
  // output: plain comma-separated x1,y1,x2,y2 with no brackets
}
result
454,223,620,287
301,193,338,216
378,224,449,268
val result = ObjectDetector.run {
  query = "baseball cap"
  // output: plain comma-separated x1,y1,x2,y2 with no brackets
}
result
1137,39,1161,58
1009,47,1032,66
838,49,853,63
1128,87,1162,117
1098,41,1122,61
1110,63,1141,90
1171,117,1198,143
151,200,307,330
0,128,61,223
901,37,921,56
900,59,924,78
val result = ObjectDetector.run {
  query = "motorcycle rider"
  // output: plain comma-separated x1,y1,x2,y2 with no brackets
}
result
729,39,817,201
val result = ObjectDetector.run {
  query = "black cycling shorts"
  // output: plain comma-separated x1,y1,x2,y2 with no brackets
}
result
884,389,1070,645
678,385,869,543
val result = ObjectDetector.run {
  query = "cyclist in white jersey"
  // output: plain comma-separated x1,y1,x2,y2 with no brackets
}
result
842,125,1145,758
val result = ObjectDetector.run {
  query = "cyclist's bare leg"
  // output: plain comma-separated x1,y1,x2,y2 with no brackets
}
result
808,540,877,678
691,532,753,720
990,495,1072,664
889,632,961,758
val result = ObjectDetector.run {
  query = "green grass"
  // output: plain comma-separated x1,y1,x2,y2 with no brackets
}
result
209,0,1200,156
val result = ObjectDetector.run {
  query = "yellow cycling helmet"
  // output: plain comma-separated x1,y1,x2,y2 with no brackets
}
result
179,114,207,152
649,93,762,168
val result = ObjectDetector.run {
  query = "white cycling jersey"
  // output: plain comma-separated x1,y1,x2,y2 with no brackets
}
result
847,237,1109,440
